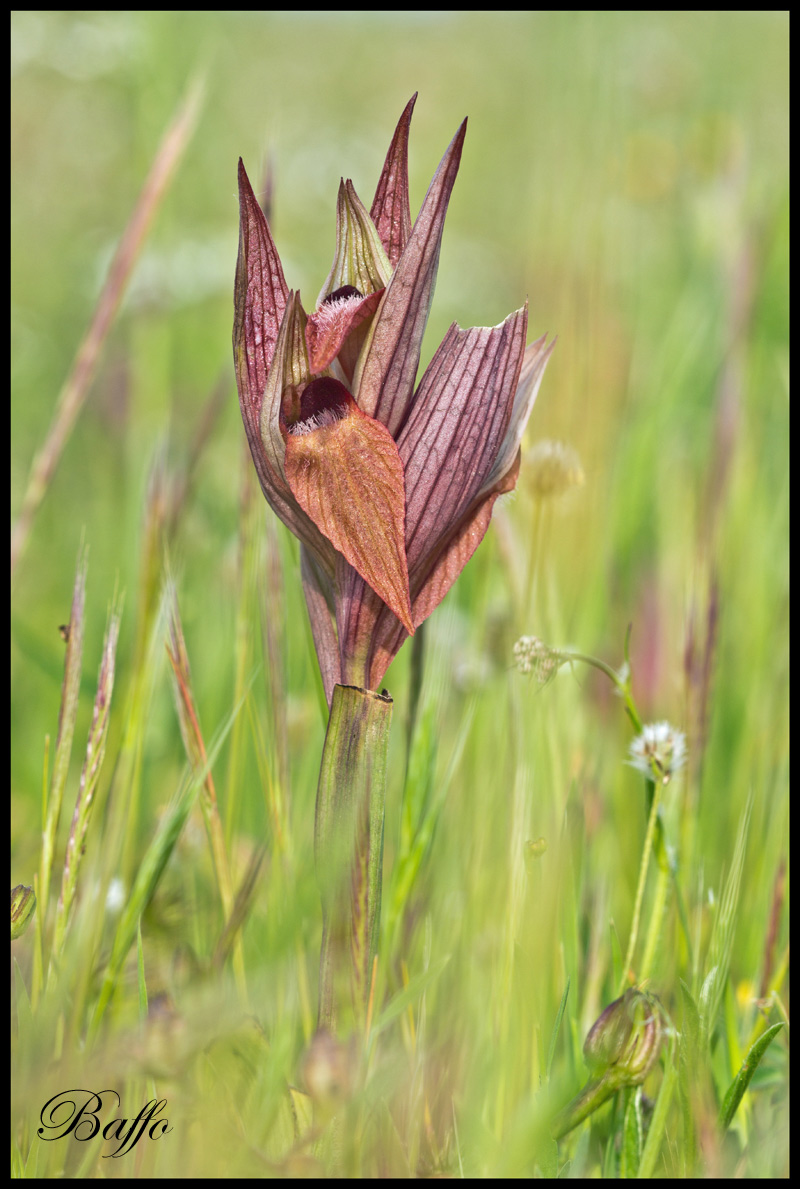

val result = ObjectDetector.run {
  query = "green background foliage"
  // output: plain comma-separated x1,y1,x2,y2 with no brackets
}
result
12,11,788,1177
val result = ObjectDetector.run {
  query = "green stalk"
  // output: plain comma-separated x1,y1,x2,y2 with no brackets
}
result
551,1071,621,1139
38,545,87,969
639,858,670,984
315,684,392,1034
618,778,663,995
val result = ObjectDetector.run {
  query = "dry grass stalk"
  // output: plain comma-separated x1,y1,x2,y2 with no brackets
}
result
11,76,204,577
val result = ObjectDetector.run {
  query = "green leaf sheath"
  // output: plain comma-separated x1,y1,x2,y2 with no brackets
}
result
315,684,392,1033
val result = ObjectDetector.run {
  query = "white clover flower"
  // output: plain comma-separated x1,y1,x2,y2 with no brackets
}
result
628,721,687,782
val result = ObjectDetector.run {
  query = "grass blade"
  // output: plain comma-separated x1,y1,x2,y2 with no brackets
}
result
136,917,148,1022
546,977,570,1082
370,954,450,1040
701,789,753,1047
718,1022,785,1132
165,577,235,916
89,688,245,1043
637,1052,678,1178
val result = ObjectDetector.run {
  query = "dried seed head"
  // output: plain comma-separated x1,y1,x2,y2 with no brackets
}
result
526,439,584,499
628,721,687,783
513,635,563,685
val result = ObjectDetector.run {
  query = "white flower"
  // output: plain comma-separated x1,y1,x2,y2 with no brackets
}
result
513,635,561,684
628,721,687,782
105,877,126,914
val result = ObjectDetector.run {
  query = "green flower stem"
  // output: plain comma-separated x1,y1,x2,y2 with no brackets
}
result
315,684,392,1034
644,778,693,969
556,648,642,731
551,1069,625,1139
558,644,692,986
618,777,663,995
639,859,670,984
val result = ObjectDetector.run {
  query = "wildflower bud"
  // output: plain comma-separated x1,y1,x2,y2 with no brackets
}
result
552,989,664,1139
526,439,584,499
300,1028,358,1108
525,837,548,869
11,884,36,940
628,722,687,783
583,989,663,1086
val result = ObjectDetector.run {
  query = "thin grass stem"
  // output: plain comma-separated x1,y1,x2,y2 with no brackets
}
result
10,78,203,576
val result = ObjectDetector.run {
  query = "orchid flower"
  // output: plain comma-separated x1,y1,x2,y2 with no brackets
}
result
234,95,553,704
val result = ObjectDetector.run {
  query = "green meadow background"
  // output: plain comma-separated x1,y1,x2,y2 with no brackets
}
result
11,11,788,1177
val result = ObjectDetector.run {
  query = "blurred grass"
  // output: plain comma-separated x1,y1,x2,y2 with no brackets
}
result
11,11,788,1178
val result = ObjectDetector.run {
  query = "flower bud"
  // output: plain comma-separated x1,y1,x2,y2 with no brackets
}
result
300,1028,358,1108
552,990,664,1139
11,884,36,940
583,989,663,1085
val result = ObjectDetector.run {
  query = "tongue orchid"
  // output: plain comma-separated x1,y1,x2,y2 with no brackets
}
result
234,95,553,703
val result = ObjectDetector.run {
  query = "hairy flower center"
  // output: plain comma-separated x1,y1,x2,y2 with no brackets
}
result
288,376,352,436
323,284,364,304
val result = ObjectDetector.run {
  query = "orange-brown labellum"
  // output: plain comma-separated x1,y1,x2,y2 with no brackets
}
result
285,378,414,635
